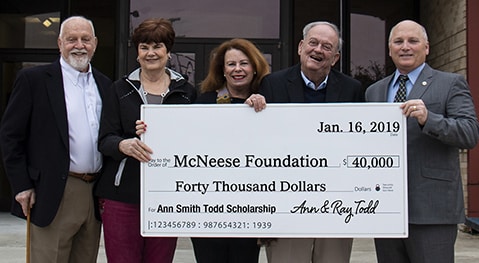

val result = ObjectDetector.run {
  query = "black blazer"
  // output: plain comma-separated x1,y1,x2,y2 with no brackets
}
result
0,59,111,227
260,63,364,103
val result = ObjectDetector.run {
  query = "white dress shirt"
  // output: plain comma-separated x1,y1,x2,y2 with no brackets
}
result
60,57,102,173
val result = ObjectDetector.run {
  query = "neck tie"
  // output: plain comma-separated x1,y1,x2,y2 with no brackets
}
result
394,75,409,102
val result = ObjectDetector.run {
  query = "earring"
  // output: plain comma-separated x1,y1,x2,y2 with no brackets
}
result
254,71,257,75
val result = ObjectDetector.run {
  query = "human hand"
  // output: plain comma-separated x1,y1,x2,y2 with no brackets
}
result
400,99,428,125
15,189,35,217
135,120,147,136
246,94,266,112
119,137,153,162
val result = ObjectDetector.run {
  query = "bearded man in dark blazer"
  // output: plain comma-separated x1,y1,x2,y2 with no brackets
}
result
0,16,111,263
366,20,479,263
258,21,364,263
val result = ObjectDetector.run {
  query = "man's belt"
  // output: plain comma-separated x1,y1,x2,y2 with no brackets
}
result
68,172,100,183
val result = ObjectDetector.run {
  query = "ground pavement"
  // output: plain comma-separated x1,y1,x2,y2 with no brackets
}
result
1,212,478,262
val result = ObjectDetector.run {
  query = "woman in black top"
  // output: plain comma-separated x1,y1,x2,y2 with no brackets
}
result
192,38,270,263
95,18,196,263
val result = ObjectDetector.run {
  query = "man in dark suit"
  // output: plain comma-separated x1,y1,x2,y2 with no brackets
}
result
0,16,111,262
259,21,364,263
366,20,479,262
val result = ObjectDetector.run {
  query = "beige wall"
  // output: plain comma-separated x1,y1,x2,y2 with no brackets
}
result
421,0,470,214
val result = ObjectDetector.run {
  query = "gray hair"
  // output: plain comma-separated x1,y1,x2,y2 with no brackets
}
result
59,16,96,38
388,20,428,43
302,21,343,51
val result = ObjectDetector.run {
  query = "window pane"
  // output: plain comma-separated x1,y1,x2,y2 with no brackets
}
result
167,52,196,86
130,0,280,38
0,12,60,48
350,1,415,87
350,13,386,86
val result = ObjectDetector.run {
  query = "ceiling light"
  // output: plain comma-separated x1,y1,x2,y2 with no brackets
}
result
43,19,52,27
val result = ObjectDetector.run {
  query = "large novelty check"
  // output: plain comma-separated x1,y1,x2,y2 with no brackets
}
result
140,103,408,238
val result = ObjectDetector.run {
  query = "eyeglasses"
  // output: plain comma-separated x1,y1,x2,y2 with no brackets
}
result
306,39,334,52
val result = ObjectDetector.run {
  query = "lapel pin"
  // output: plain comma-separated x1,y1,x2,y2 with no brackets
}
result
422,81,427,86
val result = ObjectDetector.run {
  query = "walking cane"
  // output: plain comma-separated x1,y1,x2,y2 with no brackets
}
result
26,206,31,263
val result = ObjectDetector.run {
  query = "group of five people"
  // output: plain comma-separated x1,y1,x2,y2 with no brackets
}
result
0,15,477,263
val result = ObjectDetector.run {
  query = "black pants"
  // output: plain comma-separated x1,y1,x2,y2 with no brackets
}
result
191,237,260,263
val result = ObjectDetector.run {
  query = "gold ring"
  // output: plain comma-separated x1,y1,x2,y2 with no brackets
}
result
413,105,417,110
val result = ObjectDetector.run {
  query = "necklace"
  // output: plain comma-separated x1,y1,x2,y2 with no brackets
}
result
225,86,250,100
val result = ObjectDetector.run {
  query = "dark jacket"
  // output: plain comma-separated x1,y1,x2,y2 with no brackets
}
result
0,59,111,226
95,68,197,204
260,63,364,103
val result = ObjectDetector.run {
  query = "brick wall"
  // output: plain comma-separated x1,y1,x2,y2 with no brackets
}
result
421,0,467,75
420,0,469,213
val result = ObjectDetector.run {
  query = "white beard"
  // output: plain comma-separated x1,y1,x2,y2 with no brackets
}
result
66,49,91,71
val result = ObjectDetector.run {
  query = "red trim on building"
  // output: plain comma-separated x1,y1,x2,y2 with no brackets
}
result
467,0,479,219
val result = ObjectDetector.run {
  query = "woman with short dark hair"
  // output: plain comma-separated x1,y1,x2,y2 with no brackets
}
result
95,18,197,263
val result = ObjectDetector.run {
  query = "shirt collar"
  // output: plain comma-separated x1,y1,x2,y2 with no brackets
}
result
393,63,425,86
60,57,92,85
301,71,328,91
128,67,185,82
